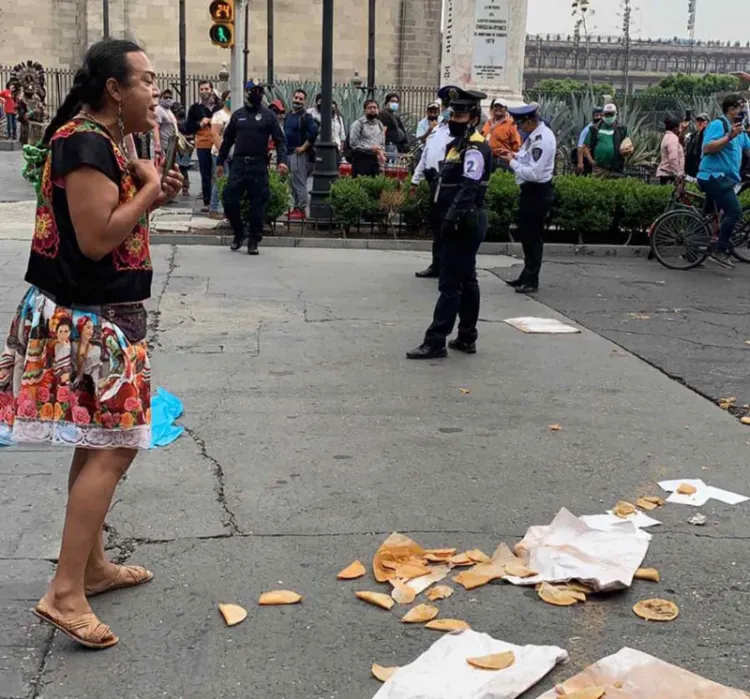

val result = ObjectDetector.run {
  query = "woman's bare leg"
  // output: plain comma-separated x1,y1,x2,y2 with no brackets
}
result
42,447,137,616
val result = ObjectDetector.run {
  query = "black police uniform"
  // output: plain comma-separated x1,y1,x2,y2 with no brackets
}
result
407,89,492,360
218,91,287,254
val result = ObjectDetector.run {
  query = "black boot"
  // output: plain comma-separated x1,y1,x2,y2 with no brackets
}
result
448,338,476,354
230,238,242,252
515,284,539,294
406,344,448,360
415,267,440,279
247,240,259,255
505,277,524,287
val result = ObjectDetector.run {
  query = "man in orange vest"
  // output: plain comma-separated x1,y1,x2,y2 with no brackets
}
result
481,98,522,170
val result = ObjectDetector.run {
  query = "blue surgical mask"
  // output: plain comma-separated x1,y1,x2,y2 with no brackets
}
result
389,102,399,112
441,109,451,121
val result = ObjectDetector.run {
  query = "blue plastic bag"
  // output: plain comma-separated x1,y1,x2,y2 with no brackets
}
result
149,387,185,448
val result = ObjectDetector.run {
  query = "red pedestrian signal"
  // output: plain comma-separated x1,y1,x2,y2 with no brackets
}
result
209,0,234,48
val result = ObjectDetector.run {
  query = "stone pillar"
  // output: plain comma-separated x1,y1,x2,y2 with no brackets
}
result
440,0,528,103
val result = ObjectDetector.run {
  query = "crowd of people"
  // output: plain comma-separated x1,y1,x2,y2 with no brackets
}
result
0,79,48,144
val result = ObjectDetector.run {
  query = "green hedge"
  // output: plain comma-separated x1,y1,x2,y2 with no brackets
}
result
329,172,678,243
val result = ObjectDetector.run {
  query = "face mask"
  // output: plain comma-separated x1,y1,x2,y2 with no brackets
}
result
441,109,451,121
160,98,173,109
292,101,304,111
603,115,616,126
200,92,213,104
224,99,231,109
246,91,263,107
448,121,467,138
389,102,399,112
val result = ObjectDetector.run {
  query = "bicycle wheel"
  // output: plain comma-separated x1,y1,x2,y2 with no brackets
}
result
650,209,710,270
731,207,750,262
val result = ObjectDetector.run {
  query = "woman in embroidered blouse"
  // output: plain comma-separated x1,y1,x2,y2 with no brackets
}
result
0,40,183,649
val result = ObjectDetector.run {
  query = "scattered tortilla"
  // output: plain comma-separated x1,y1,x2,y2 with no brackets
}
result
613,501,636,518
356,591,396,610
404,565,451,595
719,396,737,410
401,604,439,623
449,553,474,566
636,497,659,511
337,560,366,580
425,618,470,632
633,598,679,621
504,562,538,578
258,590,302,605
677,483,697,495
218,603,247,627
373,532,425,583
466,651,516,671
563,581,594,595
466,549,491,563
459,388,471,395
424,548,456,558
395,561,432,580
641,495,665,506
741,417,750,426
562,688,606,699
426,585,454,601
634,567,660,583
549,424,562,431
371,664,399,683
391,579,417,605
454,568,497,591
539,582,581,607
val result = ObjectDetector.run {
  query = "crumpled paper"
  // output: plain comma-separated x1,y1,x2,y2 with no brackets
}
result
534,647,750,698
659,479,749,507
504,508,649,592
372,630,568,699
504,317,581,334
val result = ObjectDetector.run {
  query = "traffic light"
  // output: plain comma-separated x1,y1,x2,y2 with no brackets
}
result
209,0,234,48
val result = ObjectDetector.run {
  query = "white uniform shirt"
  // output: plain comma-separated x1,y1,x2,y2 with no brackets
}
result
412,122,454,185
509,122,556,185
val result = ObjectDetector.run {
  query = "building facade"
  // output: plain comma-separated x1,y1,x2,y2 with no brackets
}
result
0,0,441,86
524,34,750,92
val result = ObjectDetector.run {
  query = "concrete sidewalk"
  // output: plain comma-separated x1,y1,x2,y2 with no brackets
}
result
0,244,748,698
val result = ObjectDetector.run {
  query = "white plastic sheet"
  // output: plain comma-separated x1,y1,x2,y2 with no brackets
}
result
504,508,649,592
659,479,749,506
534,647,750,698
371,630,568,699
503,317,581,334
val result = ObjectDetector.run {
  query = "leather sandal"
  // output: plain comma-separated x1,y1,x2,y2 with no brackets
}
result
85,565,154,598
33,600,118,650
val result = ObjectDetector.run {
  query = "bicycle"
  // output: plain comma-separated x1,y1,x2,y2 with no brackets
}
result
648,177,750,270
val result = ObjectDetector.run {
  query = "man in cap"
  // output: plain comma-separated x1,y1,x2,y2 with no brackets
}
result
575,106,603,175
416,101,444,145
407,88,492,360
684,112,710,178
498,102,556,295
217,81,288,255
582,103,629,177
482,97,522,170
411,87,458,279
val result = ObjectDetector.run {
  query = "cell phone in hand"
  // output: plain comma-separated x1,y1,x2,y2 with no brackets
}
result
161,135,178,186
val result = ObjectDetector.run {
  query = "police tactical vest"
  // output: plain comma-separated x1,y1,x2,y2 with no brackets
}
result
435,131,492,210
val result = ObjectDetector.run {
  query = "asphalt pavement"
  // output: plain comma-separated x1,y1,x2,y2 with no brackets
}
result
1,243,749,699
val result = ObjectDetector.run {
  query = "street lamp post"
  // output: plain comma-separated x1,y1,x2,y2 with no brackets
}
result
367,0,375,94
267,0,275,85
179,0,187,105
309,0,338,221
103,0,110,38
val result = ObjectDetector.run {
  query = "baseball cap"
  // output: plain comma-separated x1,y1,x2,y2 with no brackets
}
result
245,79,263,91
603,103,617,114
269,99,285,113
696,112,710,122
427,101,441,110
491,98,508,108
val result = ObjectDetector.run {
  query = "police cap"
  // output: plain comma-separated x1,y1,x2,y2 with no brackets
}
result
447,88,487,114
508,102,541,119
245,79,264,92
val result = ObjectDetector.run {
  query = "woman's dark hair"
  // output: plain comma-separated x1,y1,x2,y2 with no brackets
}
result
723,94,745,114
43,38,144,145
664,117,680,132
221,90,231,104
315,92,322,103
161,89,173,99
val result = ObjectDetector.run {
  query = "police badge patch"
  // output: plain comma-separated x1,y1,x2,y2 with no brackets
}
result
532,148,543,161
255,114,262,121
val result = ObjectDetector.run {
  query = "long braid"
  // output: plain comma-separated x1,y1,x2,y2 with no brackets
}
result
42,68,87,145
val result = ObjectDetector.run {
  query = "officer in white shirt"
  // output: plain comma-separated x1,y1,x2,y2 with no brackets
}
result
497,102,556,294
411,92,457,278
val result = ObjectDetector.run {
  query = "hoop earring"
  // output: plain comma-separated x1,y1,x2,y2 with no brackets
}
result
116,102,125,149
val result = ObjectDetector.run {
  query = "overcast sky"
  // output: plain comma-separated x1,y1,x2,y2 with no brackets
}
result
527,0,750,44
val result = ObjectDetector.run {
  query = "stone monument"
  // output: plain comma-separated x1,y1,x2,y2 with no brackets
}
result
440,0,529,104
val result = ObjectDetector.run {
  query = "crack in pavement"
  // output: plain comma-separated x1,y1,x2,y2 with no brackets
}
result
147,244,178,350
29,622,55,699
184,426,241,536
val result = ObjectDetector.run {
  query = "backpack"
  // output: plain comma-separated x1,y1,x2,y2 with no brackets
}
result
684,129,705,178
343,118,383,162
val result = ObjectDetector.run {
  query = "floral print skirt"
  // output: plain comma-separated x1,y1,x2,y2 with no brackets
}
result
0,287,151,450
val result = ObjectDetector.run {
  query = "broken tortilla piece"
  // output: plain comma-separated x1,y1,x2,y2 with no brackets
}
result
466,549,492,563
636,498,659,511
395,561,433,580
426,585,454,601
634,568,660,583
454,568,497,591
613,501,636,518
633,598,678,621
337,560,366,580
371,664,399,682
373,532,425,583
425,618,471,632
538,582,581,607
504,562,538,578
258,590,302,605
449,552,474,566
391,579,417,605
402,604,439,624
466,651,516,671
677,483,697,495
218,603,247,627
356,591,396,610
559,688,606,699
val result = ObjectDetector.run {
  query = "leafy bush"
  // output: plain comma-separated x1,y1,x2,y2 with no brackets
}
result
358,175,399,216
550,175,619,240
400,180,430,230
485,172,519,236
329,176,371,228
216,168,290,224
613,178,672,233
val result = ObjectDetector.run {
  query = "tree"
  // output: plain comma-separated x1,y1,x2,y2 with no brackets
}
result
572,0,594,94
619,0,633,95
534,78,613,96
645,74,740,96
